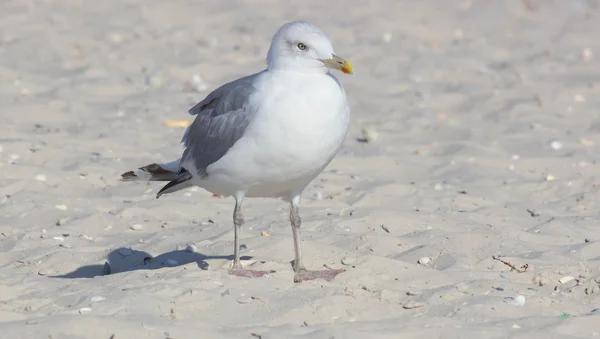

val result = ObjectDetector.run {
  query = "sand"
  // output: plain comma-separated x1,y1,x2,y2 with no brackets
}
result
1,0,600,338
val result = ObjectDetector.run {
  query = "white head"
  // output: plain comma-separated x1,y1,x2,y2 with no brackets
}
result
266,21,353,75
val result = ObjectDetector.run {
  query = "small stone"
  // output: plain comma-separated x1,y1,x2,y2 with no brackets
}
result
357,127,378,143
533,273,551,286
34,174,46,182
236,296,252,304
456,283,470,293
505,295,526,306
403,301,425,309
341,257,357,266
585,238,593,243
582,48,593,61
418,257,431,265
260,231,270,237
89,296,105,302
382,32,392,43
406,290,422,296
546,174,556,181
59,243,71,248
550,140,563,150
185,244,197,253
585,281,600,295
55,217,69,226
512,324,521,329
79,307,92,314
130,224,143,231
52,236,65,242
55,204,68,211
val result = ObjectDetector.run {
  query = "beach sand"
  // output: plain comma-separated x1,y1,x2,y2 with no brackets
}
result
1,0,600,338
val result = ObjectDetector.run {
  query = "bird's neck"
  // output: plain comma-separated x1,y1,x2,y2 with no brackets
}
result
267,57,329,75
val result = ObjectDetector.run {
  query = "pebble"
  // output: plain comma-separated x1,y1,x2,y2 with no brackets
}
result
8,154,19,164
512,324,521,329
129,224,143,231
403,301,425,309
59,243,71,249
582,47,593,61
79,307,93,314
89,296,105,302
358,127,378,143
341,257,357,266
55,204,68,211
406,290,422,296
185,244,197,253
533,273,551,286
505,295,526,306
260,231,270,237
550,140,563,150
52,236,65,242
34,174,46,182
236,296,252,304
55,217,69,226
417,257,431,265
118,248,133,256
586,280,600,295
166,259,178,266
190,74,208,92
382,32,392,43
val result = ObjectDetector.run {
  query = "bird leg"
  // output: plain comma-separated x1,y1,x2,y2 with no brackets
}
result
290,196,345,283
229,196,268,278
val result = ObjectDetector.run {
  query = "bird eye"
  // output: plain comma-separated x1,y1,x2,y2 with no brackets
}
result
297,42,307,51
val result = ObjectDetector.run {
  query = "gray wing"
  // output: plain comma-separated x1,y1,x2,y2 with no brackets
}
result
179,72,262,176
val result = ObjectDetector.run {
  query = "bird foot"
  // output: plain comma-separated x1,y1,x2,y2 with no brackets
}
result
229,269,270,278
294,268,345,283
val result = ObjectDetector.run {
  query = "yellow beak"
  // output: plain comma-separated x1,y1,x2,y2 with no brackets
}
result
320,54,354,74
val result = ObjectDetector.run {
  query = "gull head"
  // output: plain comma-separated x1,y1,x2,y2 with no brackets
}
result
266,21,353,75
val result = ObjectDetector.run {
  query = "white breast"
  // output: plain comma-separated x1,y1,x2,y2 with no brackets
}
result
202,71,349,198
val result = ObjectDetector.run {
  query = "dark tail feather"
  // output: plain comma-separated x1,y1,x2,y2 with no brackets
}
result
121,162,179,182
156,169,193,199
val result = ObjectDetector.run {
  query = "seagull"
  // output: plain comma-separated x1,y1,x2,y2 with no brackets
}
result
121,21,353,282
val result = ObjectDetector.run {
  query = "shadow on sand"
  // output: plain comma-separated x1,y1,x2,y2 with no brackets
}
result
52,248,253,278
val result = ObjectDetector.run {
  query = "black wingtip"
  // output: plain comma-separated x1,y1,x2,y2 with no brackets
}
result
156,169,192,198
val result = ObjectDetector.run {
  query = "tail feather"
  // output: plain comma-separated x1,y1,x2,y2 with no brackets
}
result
121,159,181,182
121,159,194,198
156,169,193,198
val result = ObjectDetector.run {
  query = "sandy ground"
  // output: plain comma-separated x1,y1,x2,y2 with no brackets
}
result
1,0,600,338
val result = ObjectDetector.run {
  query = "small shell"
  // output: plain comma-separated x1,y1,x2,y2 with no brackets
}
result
79,307,93,314
559,276,575,284
514,295,526,306
236,296,252,304
185,244,197,253
417,257,431,265
403,301,425,309
341,257,357,266
129,224,143,231
89,296,105,302
260,231,270,237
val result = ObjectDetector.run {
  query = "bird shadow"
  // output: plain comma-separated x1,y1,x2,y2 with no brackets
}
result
52,247,253,279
